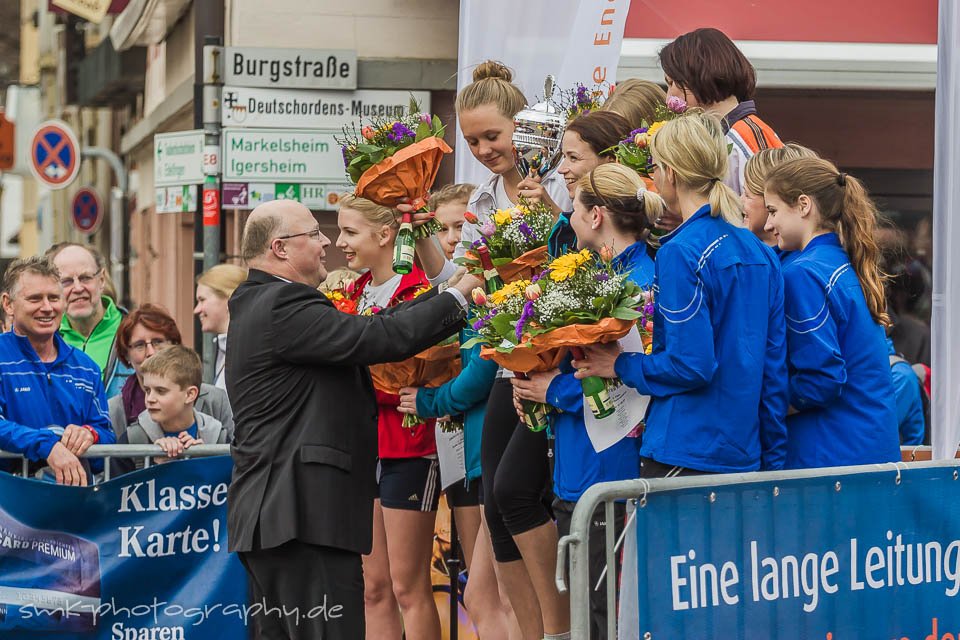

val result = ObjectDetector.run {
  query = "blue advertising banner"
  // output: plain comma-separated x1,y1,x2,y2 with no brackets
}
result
0,457,250,639
630,465,960,639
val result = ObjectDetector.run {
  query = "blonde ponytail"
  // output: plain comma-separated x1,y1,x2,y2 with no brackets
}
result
648,110,744,225
456,60,527,119
765,158,890,327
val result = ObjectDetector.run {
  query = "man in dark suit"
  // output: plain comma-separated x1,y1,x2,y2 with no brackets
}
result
226,199,479,639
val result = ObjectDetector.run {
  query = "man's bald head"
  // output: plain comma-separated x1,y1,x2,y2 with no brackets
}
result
242,200,308,262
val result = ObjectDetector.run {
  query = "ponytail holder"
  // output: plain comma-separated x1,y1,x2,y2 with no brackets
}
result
636,187,645,201
837,172,847,187
709,177,720,185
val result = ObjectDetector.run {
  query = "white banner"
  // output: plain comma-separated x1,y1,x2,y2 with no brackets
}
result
455,0,632,186
932,0,960,459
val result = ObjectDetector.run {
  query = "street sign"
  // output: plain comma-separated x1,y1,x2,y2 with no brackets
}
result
222,128,346,182
155,185,198,214
222,182,352,210
29,119,81,190
223,47,357,90
154,130,205,187
0,112,14,170
71,187,103,234
221,87,431,129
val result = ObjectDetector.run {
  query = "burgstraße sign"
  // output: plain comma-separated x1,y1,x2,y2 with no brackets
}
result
223,47,357,90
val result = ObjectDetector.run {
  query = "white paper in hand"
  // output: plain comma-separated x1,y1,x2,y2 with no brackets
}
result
583,327,651,453
435,423,467,489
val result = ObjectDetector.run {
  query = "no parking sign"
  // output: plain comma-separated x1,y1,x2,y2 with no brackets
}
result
71,187,103,234
29,119,81,190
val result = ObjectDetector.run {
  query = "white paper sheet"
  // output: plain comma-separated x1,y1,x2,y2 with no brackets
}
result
435,423,467,489
583,327,651,453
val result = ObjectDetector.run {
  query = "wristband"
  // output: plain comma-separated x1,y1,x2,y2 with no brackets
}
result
81,425,99,444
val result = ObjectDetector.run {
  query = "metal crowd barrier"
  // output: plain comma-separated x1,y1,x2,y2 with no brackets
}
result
556,449,960,639
0,444,231,481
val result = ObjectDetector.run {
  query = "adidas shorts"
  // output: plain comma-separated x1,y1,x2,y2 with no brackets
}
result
377,456,441,512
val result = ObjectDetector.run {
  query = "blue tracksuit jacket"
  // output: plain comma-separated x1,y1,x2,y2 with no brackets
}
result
0,331,115,463
546,241,654,501
614,204,788,472
782,233,899,468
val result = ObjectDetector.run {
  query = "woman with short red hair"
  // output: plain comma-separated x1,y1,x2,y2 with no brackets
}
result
108,303,233,439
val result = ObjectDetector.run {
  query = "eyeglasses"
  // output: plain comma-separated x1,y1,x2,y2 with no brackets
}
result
128,339,169,354
60,270,102,289
277,227,322,241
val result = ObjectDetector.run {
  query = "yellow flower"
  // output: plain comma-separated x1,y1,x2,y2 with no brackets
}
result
493,209,513,226
647,121,666,139
547,250,592,282
489,279,530,305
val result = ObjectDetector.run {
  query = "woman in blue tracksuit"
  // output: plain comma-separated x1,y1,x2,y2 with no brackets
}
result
512,162,663,639
575,111,789,477
763,157,900,468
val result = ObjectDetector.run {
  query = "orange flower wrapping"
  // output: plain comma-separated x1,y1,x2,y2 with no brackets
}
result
478,317,636,373
497,245,549,283
369,341,462,394
355,137,453,210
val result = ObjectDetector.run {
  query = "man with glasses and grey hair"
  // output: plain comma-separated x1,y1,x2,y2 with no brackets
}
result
226,199,482,639
0,256,115,485
46,243,134,398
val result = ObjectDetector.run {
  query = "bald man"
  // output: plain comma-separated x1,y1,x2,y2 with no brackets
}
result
225,200,479,639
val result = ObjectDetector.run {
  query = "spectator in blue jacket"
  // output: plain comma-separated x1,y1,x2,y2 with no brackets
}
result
887,337,925,445
763,158,900,468
512,163,664,639
0,257,115,485
575,111,789,476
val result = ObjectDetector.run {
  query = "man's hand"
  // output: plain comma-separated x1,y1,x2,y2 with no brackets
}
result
511,370,560,404
61,424,95,456
453,273,483,300
398,387,420,415
46,442,87,486
573,342,623,379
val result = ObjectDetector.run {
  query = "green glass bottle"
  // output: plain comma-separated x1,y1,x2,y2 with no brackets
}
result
515,373,550,432
570,347,615,419
476,244,504,293
393,212,416,274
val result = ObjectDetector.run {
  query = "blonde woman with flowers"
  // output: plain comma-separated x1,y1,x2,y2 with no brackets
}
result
511,163,663,640
575,111,789,478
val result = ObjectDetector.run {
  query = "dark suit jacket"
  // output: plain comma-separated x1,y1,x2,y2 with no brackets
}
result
225,269,465,554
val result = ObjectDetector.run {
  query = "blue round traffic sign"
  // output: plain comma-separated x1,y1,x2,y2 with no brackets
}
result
29,119,81,190
71,187,103,234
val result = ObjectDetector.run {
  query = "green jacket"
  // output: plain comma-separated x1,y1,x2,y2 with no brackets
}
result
59,296,133,397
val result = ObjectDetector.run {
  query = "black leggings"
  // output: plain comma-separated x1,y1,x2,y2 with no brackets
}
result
481,378,553,562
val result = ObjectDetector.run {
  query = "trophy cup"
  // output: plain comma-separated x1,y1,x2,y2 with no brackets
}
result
513,75,566,181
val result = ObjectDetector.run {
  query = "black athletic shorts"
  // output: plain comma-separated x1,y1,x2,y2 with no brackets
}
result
446,478,483,508
378,457,441,511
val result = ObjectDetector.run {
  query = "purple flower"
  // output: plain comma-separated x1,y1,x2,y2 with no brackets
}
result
472,318,485,331
420,113,432,124
532,270,548,283
666,95,688,113
644,303,655,316
595,272,610,282
387,121,416,143
518,222,536,241
515,301,536,342
472,239,484,249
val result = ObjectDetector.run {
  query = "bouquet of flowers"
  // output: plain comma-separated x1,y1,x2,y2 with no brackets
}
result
324,284,462,428
560,83,608,121
339,98,451,239
610,95,687,179
455,197,554,283
468,247,651,429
